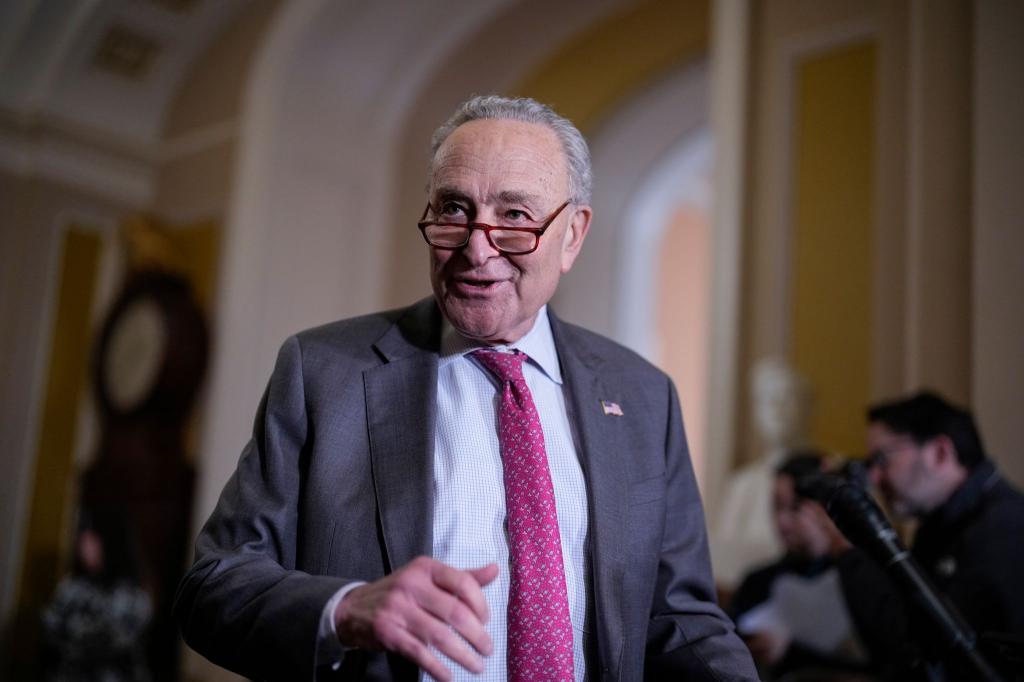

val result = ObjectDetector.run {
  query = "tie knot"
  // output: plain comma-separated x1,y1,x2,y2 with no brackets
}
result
471,349,527,384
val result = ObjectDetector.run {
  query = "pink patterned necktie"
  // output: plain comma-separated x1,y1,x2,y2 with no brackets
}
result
471,349,575,682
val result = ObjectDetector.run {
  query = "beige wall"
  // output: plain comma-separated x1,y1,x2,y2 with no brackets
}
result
658,206,711,483
903,0,972,401
155,0,281,224
973,0,1024,486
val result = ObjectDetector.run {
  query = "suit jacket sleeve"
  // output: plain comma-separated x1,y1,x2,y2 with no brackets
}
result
174,336,351,681
643,379,758,680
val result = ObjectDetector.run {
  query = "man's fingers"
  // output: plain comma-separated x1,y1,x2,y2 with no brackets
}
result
468,562,499,586
417,587,493,657
335,557,498,677
405,607,486,676
422,562,495,656
430,561,492,623
380,623,454,682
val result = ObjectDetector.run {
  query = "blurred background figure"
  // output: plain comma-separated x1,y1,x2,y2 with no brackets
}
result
711,358,813,593
832,391,1024,680
727,452,872,682
40,508,152,682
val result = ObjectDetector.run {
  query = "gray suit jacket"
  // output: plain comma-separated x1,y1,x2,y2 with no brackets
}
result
175,298,757,681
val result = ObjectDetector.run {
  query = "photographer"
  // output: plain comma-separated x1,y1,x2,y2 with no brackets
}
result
729,452,872,681
832,391,1024,680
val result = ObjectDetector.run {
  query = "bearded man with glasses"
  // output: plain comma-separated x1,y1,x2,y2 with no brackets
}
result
832,391,1024,680
175,95,756,681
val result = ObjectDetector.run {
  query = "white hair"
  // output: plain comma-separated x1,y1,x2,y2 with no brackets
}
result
430,94,592,204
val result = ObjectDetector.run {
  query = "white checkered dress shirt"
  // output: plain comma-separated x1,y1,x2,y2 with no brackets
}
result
429,306,590,681
317,307,591,680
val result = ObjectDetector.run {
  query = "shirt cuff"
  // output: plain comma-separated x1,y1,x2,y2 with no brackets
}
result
316,581,366,670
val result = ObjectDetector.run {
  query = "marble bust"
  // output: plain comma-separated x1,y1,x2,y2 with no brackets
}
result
710,358,813,588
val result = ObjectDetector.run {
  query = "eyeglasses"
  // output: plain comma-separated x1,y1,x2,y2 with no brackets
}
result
866,440,920,469
417,201,570,255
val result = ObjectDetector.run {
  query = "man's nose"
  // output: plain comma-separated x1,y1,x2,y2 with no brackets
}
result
461,226,500,265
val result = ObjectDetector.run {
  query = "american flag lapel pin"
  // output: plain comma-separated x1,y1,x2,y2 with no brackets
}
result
601,400,624,416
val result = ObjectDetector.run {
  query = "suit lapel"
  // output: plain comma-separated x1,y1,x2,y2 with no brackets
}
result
365,300,441,571
551,314,630,677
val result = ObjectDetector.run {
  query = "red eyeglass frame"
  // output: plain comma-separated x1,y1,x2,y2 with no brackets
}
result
417,200,570,255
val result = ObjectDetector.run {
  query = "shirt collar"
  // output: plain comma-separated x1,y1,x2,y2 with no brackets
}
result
440,305,563,384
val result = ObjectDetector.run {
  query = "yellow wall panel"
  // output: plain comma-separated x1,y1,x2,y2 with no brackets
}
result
791,41,876,456
17,227,102,611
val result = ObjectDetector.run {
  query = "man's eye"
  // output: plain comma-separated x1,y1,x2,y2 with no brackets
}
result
439,203,466,218
505,209,532,223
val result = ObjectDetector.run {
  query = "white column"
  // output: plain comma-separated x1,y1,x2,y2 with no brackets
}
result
704,0,750,519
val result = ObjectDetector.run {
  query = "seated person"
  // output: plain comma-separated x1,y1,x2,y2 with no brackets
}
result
40,508,152,681
728,452,871,681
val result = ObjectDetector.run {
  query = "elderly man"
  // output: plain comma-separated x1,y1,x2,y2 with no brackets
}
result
175,95,756,681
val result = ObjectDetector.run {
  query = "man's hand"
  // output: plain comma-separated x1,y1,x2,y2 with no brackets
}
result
334,556,499,681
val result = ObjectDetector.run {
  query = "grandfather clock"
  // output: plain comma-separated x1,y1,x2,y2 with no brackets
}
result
82,268,208,681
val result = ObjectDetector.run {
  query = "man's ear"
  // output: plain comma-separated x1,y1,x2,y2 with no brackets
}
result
930,434,959,469
560,204,592,273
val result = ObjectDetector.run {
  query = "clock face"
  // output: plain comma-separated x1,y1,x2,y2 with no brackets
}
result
103,296,167,412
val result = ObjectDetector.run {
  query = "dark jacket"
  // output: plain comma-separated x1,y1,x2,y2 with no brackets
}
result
836,460,1024,680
